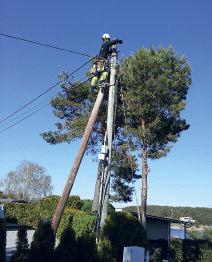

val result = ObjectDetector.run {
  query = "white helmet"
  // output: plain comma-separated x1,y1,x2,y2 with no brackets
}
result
102,33,110,40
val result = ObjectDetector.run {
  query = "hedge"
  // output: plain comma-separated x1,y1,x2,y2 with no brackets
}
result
3,195,84,228
170,238,212,262
100,212,147,262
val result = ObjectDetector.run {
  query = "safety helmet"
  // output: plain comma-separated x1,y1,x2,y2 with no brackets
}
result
102,33,110,40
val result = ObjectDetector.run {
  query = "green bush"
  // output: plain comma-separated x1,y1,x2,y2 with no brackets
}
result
0,220,6,262
4,195,84,229
170,238,212,262
100,212,147,262
56,208,85,239
169,238,183,262
72,212,96,238
11,226,29,262
29,220,55,262
4,203,39,228
81,199,93,212
77,235,97,262
149,239,168,261
199,248,212,262
54,226,77,262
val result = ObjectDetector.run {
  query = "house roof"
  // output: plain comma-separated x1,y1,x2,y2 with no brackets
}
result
128,211,187,224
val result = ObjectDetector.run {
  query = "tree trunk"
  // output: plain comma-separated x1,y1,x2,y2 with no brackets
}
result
141,118,148,231
91,163,102,212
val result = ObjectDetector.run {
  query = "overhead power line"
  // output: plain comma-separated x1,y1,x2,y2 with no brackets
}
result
0,58,93,125
0,33,92,57
0,70,94,135
0,104,50,134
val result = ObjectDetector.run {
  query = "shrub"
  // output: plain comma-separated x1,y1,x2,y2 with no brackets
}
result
11,226,29,262
100,212,147,262
72,212,96,238
199,248,212,262
0,220,6,262
149,239,168,261
98,238,114,262
54,226,77,262
77,235,97,262
4,203,39,228
29,220,55,262
151,248,162,262
169,239,183,262
56,208,85,239
81,199,93,212
4,195,84,229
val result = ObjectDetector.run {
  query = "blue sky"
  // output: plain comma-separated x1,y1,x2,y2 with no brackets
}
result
0,0,211,208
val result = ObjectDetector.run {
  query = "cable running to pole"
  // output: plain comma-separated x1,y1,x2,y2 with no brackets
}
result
0,104,49,134
0,58,93,124
0,33,92,57
0,72,96,134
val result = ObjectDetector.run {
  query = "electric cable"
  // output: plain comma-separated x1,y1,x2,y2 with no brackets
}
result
0,33,92,57
0,58,93,125
0,73,95,134
0,104,50,134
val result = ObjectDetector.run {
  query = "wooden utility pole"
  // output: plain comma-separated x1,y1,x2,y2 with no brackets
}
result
52,88,105,233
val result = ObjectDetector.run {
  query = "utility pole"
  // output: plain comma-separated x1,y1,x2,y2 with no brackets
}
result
52,88,105,233
99,46,117,230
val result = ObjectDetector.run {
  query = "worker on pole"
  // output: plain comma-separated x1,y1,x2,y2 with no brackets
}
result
91,33,123,89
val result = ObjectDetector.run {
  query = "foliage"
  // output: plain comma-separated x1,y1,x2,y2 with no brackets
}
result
120,47,191,158
151,248,162,262
110,144,140,203
81,199,93,212
3,195,85,229
12,226,29,262
199,248,212,262
98,238,115,262
29,220,55,262
149,239,168,261
170,238,212,262
169,239,183,262
4,203,39,227
120,46,191,226
56,208,85,239
54,226,77,262
0,220,6,262
41,71,140,203
124,205,212,226
72,211,96,238
77,235,97,262
100,212,147,262
1,160,53,201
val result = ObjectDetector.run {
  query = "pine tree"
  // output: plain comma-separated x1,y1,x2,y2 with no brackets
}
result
41,71,139,205
120,47,192,229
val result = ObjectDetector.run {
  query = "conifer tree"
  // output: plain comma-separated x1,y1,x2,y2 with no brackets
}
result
54,226,77,262
41,72,139,204
120,47,191,228
12,226,29,262
30,220,55,262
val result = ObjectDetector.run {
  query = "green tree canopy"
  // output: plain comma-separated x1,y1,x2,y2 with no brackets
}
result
120,46,192,227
